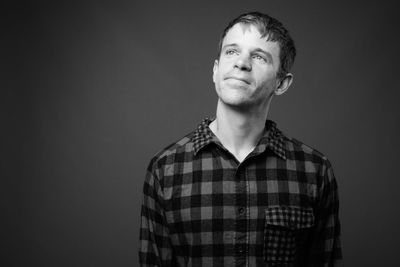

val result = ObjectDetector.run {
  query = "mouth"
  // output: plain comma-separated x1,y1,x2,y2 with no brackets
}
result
225,77,250,84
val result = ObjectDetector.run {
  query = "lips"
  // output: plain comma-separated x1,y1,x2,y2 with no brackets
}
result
225,76,250,84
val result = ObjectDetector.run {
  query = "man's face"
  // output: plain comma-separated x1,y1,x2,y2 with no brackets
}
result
213,23,282,110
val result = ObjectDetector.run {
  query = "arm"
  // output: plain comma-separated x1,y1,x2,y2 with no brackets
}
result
309,160,343,267
138,163,174,267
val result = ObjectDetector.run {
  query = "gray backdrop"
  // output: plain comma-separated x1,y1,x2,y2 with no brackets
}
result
2,0,400,266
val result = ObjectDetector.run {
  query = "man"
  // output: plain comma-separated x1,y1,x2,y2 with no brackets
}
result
139,12,342,266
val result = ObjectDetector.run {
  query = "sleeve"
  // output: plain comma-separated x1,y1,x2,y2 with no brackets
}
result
138,162,175,267
308,160,343,267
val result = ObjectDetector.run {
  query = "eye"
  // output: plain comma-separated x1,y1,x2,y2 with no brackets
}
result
252,54,267,62
225,49,238,56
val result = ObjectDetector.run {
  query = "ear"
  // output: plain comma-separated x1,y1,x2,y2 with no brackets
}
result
274,73,293,96
212,59,219,83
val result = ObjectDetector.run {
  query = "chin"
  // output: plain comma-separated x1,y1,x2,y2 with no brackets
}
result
220,96,253,108
216,85,255,106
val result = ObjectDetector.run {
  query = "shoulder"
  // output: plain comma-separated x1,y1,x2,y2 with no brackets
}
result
146,130,195,173
282,132,333,171
282,134,337,192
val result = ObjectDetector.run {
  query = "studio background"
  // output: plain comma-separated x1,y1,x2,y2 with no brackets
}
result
2,0,399,266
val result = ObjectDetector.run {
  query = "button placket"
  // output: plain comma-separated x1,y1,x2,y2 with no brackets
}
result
238,207,245,214
235,165,248,266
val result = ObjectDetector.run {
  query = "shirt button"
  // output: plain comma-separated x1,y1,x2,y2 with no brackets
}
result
238,207,245,214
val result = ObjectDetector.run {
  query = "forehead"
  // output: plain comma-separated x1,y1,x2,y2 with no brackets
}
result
222,23,280,53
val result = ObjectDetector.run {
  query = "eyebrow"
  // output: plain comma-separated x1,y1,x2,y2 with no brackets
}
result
222,43,273,62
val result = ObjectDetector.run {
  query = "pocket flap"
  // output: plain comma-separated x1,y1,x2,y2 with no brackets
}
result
265,206,314,230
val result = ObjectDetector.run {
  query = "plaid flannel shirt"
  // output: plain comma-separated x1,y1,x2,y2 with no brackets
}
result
139,118,342,266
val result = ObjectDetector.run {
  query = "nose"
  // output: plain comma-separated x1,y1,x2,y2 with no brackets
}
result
234,54,252,71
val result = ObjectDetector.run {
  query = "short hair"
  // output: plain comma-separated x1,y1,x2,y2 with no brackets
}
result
217,12,296,80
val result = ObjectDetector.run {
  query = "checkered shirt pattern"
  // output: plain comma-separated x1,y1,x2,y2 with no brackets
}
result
139,118,342,266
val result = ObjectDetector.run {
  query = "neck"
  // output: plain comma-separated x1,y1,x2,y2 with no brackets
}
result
209,99,271,162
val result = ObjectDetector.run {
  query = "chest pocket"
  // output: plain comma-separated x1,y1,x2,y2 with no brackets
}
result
264,206,314,264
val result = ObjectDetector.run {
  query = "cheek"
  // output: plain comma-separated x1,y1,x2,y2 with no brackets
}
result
255,70,277,85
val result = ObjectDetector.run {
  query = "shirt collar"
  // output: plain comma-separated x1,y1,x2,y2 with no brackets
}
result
192,118,287,160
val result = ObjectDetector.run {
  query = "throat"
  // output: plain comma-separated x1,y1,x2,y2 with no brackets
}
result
209,119,259,163
227,146,256,163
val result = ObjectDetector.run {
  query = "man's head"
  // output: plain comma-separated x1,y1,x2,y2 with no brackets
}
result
217,12,296,81
212,12,296,111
